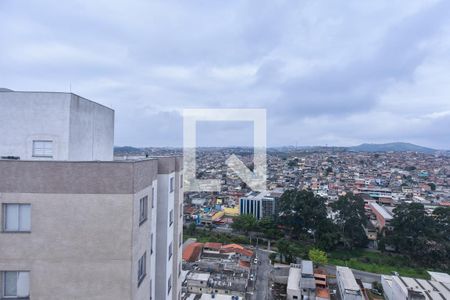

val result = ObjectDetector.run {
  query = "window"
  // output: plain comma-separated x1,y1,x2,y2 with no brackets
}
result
180,203,183,217
137,252,146,286
170,177,174,193
150,233,153,255
139,196,148,225
179,232,182,248
32,140,53,158
178,262,182,277
168,242,173,260
169,209,173,226
2,271,30,298
180,174,183,188
151,187,155,208
167,275,172,294
3,204,31,232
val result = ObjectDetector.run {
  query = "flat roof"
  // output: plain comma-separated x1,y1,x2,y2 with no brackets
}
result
428,271,450,284
395,276,450,300
187,272,211,282
287,266,301,291
336,266,360,292
301,260,314,275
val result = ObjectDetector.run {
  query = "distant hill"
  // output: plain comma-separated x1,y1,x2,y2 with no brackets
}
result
114,146,143,154
349,142,437,153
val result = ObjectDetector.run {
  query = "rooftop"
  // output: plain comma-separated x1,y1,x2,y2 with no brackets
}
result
336,266,361,292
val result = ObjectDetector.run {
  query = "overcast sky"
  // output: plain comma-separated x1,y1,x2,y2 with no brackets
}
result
1,0,450,148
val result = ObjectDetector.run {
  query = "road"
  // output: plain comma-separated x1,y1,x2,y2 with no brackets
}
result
251,248,273,300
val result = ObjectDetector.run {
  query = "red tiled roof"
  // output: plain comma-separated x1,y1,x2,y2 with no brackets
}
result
204,242,222,250
183,242,203,262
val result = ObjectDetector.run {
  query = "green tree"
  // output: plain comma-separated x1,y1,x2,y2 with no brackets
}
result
332,193,368,249
276,238,293,263
257,217,280,239
231,214,258,234
308,248,328,266
428,182,436,191
387,203,449,268
187,222,197,235
269,252,277,264
278,190,328,239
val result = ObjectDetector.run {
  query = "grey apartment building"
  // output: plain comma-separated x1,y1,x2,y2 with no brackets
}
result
0,90,183,300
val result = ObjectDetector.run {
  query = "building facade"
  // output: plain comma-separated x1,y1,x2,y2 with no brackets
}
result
0,90,114,161
0,91,182,300
239,189,283,220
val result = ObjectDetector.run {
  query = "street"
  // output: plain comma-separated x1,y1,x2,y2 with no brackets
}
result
251,248,273,300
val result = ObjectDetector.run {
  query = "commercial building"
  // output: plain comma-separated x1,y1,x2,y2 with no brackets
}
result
336,266,363,300
0,90,182,300
239,188,283,220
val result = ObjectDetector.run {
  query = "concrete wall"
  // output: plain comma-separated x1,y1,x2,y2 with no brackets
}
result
172,158,183,300
0,91,71,160
155,172,174,300
131,185,154,300
68,94,114,161
0,193,133,300
0,91,114,161
0,159,159,300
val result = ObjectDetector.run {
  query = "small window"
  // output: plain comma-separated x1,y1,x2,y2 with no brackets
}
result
170,177,174,193
167,275,172,294
3,204,31,232
180,203,183,217
168,242,173,260
139,196,148,225
2,271,30,298
178,262,182,277
169,209,173,227
179,232,182,248
180,174,183,188
137,252,146,286
32,140,53,158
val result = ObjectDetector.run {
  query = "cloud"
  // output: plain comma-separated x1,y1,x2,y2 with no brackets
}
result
0,0,449,148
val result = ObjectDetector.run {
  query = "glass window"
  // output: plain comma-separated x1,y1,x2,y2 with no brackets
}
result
139,196,148,225
180,174,183,188
3,204,31,232
170,177,174,193
32,140,53,158
169,209,173,226
168,242,173,260
137,252,146,285
2,271,30,298
168,275,172,294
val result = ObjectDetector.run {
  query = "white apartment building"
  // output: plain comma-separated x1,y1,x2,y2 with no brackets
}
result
0,90,182,300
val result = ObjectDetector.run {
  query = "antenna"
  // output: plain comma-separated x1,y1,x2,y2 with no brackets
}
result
69,82,72,93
